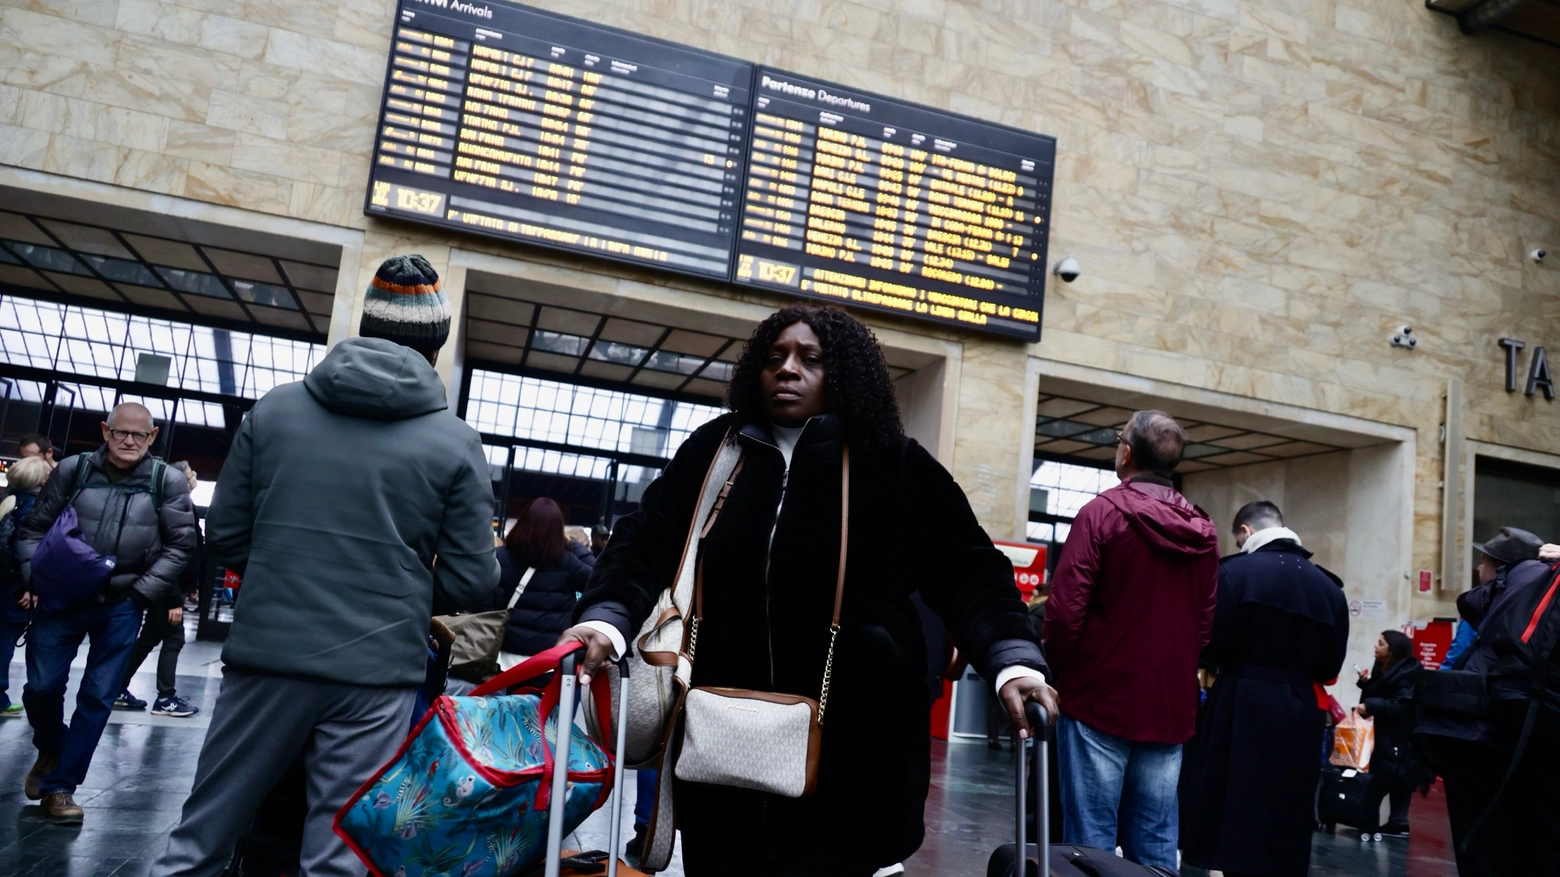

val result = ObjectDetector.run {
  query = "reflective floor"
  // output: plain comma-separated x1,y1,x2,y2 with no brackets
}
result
3,642,1459,877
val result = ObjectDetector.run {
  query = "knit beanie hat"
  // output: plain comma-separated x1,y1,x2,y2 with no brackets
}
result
359,254,450,352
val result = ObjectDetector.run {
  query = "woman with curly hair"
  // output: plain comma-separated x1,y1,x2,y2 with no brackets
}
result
558,305,1056,876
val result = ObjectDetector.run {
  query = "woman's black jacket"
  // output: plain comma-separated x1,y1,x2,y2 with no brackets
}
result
484,544,592,656
574,413,1047,868
1358,656,1426,790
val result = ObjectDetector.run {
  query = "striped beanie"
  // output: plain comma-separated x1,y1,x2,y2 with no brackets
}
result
359,254,450,352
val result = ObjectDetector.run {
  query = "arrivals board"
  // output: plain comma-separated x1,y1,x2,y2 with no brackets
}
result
734,69,1054,340
365,0,752,279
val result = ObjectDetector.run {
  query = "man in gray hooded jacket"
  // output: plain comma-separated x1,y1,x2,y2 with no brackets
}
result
154,255,500,877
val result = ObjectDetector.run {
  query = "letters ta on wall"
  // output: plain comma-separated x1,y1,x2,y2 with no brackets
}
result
1499,338,1556,401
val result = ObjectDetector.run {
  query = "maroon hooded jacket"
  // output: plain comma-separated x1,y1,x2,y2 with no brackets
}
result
1043,476,1219,744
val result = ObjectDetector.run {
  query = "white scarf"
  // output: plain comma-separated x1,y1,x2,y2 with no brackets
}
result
1243,526,1303,554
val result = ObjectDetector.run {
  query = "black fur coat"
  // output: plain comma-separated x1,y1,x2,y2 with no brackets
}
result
577,413,1046,868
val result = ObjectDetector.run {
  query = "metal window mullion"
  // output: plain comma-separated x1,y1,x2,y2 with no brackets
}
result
673,338,735,394
190,243,260,324
573,315,610,377
23,215,134,304
624,327,674,383
269,255,319,334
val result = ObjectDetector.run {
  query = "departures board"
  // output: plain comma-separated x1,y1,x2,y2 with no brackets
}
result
735,69,1053,340
364,1,1055,340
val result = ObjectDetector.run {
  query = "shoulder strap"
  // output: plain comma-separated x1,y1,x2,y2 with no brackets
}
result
819,445,849,724
669,432,743,624
506,567,536,610
68,455,92,500
150,459,166,513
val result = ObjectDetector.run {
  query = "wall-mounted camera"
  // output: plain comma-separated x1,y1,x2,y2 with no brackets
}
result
1051,256,1081,283
1391,326,1417,349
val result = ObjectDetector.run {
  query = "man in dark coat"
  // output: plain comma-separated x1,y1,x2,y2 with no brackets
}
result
1179,501,1349,877
1414,527,1546,876
151,255,500,877
1045,410,1218,870
17,402,197,824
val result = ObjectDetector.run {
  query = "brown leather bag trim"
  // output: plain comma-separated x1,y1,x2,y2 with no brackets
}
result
643,682,689,869
637,648,681,668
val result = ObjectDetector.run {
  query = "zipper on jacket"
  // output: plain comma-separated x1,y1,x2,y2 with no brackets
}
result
763,466,788,689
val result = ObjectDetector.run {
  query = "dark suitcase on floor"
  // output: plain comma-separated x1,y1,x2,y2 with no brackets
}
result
987,704,1178,877
1317,765,1375,829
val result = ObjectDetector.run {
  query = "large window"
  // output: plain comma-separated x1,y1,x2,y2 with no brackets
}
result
1026,460,1120,545
0,295,325,428
1474,457,1560,549
466,368,723,482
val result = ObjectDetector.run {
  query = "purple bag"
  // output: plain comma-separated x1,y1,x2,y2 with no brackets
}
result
30,502,117,614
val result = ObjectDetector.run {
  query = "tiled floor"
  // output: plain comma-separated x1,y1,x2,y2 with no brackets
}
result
3,642,1459,877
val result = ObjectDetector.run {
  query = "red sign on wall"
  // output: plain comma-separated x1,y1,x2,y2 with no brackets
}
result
1418,569,1434,593
1408,619,1455,670
992,539,1048,601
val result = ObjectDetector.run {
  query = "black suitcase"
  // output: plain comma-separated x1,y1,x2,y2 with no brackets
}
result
987,704,1178,877
1318,766,1380,840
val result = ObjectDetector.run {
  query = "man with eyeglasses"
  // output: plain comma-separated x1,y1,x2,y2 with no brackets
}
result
14,401,196,824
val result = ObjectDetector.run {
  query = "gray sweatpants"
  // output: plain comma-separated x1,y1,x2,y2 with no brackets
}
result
152,669,415,877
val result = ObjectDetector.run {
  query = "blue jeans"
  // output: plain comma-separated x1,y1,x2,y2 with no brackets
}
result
634,769,657,829
1056,714,1182,869
23,598,142,794
0,596,31,710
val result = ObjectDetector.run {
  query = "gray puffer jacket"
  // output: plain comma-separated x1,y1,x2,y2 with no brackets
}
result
18,448,197,608
207,337,501,687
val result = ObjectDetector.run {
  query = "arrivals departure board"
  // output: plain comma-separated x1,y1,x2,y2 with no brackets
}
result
735,70,1053,340
365,0,752,279
364,3,1057,340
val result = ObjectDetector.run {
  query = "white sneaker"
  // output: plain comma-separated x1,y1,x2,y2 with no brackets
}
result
872,866,906,877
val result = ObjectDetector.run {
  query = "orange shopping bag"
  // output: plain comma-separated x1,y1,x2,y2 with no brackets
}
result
1330,710,1375,770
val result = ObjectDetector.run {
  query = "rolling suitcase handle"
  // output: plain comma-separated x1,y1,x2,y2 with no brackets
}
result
543,653,632,877
1015,702,1049,877
545,650,581,877
606,660,631,877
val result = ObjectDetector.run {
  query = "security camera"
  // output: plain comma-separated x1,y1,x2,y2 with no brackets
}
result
1391,326,1417,349
1533,249,1547,263
1051,256,1081,283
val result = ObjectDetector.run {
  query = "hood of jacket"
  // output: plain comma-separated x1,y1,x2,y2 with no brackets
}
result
303,337,447,421
1099,479,1218,559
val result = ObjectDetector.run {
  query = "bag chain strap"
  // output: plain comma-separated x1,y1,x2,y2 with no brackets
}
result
819,445,850,726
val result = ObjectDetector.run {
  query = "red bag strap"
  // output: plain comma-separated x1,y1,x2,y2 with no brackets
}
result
1519,565,1560,645
470,641,581,697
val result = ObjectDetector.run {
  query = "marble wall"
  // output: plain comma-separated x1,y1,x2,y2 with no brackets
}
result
2,0,1558,613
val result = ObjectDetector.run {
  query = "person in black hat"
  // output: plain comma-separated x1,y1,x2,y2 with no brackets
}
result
1416,526,1546,875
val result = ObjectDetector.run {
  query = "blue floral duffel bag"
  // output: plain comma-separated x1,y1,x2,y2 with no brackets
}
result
335,643,615,877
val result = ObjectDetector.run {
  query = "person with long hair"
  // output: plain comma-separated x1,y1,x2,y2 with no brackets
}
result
1355,630,1425,837
557,305,1056,876
489,497,592,662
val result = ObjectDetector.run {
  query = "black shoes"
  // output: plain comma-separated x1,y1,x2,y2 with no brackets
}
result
1380,822,1410,838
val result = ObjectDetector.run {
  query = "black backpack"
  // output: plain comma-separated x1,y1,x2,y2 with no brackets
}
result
0,491,38,582
1487,560,1560,706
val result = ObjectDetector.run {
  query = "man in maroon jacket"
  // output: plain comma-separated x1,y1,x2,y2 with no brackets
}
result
1043,410,1218,870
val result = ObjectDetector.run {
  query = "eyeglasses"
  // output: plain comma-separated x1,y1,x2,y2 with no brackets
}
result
1115,431,1125,445
108,429,153,444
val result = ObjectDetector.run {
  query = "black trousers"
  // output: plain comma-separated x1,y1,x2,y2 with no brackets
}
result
1436,737,1504,877
1365,780,1411,830
1463,701,1560,875
121,607,184,699
680,828,879,877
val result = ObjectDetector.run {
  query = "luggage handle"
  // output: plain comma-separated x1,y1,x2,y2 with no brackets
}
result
544,650,579,877
1015,702,1049,877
